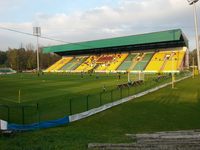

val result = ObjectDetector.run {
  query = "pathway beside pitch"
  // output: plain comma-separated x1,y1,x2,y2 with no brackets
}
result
88,130,200,150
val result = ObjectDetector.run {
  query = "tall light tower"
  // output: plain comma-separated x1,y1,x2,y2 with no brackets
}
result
187,0,200,73
33,27,41,73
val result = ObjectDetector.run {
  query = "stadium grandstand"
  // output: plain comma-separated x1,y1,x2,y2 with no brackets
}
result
43,29,189,73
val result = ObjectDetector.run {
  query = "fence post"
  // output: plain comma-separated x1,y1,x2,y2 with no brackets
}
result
69,99,72,115
120,88,122,99
100,93,102,106
22,106,25,125
128,87,130,96
37,103,40,129
7,105,10,123
66,96,68,115
111,90,113,102
86,95,89,111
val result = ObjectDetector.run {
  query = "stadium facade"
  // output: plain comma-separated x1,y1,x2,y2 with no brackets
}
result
43,29,189,73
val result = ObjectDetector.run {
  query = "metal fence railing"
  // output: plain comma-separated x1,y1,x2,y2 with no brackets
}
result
0,71,191,125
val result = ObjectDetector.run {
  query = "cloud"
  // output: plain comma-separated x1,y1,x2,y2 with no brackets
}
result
0,0,199,50
0,0,25,13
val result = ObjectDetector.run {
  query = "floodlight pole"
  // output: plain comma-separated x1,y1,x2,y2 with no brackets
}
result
193,2,200,73
36,36,40,72
33,27,41,74
188,0,200,73
193,57,195,78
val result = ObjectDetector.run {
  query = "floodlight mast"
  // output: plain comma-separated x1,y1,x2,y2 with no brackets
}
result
187,0,199,5
33,27,41,74
187,0,200,73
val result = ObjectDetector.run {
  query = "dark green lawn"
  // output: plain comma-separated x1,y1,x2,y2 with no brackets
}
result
0,72,169,123
0,73,129,123
0,73,128,103
0,75,199,150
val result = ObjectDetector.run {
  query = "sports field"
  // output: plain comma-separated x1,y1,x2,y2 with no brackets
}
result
0,73,186,124
0,72,167,124
0,72,175,124
0,74,200,150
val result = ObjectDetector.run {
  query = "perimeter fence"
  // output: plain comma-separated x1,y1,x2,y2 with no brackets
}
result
0,71,191,125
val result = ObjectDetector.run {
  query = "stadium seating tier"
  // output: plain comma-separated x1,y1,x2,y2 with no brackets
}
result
45,57,73,72
45,47,186,73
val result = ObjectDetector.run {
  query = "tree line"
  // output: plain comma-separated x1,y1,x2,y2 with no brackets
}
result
0,44,60,72
189,49,198,66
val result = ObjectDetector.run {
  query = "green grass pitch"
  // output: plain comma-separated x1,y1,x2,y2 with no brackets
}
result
0,72,163,124
1,73,199,150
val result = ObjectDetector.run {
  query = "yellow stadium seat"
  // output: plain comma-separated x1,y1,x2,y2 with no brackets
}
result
75,56,97,72
106,54,128,71
145,48,186,73
95,54,128,72
162,49,186,72
145,51,168,72
45,57,73,72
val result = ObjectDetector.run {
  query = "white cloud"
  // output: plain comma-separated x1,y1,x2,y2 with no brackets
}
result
0,0,199,50
0,0,25,13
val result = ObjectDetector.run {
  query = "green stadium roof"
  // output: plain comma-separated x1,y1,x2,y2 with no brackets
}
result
43,29,188,54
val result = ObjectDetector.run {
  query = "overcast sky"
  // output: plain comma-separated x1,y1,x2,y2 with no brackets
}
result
0,0,199,51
